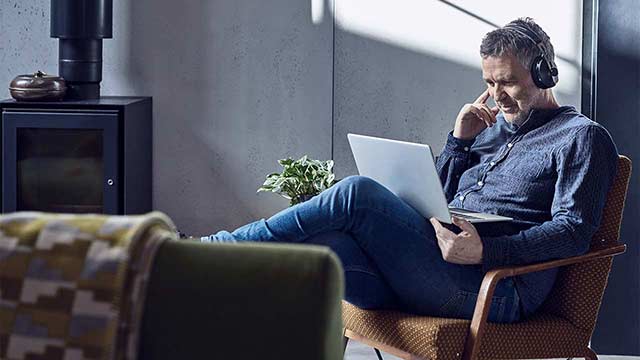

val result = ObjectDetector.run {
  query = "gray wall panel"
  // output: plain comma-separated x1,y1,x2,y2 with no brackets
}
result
1,0,334,235
0,0,57,89
333,29,483,179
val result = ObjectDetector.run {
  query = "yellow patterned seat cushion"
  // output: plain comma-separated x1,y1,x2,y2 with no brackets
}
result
0,212,175,360
343,301,591,360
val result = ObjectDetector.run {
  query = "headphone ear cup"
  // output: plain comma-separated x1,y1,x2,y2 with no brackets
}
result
531,55,557,89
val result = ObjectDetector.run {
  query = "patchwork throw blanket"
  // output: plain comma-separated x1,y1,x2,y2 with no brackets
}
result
0,211,177,360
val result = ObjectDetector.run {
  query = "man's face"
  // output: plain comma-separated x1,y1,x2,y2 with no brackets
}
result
481,53,542,125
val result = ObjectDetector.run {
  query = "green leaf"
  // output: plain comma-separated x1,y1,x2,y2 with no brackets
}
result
258,154,338,203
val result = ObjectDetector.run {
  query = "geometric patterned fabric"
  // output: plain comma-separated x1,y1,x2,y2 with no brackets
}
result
343,156,632,360
0,211,176,360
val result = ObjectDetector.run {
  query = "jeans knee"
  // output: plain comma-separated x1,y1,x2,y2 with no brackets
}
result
335,175,381,204
340,175,374,186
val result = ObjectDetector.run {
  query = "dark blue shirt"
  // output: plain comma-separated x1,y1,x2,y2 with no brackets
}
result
435,106,618,317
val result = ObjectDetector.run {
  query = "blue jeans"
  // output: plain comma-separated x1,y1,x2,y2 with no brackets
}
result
203,175,521,323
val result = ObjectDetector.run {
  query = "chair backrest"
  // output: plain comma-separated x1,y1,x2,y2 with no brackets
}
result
540,156,632,332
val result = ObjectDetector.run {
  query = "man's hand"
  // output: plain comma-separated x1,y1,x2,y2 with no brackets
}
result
453,89,499,140
430,217,483,265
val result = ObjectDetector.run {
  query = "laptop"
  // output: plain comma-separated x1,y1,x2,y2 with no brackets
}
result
347,133,512,224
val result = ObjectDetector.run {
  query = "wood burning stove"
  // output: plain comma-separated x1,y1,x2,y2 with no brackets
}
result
0,97,151,214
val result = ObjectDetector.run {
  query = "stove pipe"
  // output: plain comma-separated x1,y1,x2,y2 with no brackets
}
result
50,0,113,100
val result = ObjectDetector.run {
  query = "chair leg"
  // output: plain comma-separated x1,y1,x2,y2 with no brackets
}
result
584,347,598,360
342,328,349,357
374,348,385,360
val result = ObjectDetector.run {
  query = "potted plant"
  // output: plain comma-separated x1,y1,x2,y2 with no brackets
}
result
257,155,338,206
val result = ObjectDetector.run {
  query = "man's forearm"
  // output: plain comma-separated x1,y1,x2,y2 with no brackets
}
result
435,132,476,202
480,216,595,272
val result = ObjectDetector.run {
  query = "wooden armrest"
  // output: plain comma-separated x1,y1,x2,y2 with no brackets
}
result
461,244,626,360
482,244,626,279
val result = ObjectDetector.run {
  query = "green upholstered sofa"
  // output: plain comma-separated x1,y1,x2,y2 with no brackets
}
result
139,240,345,360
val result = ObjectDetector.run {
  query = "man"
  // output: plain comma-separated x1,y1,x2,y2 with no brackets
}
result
201,18,618,323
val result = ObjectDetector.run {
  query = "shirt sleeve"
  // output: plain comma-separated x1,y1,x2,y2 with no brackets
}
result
481,125,619,272
435,131,478,203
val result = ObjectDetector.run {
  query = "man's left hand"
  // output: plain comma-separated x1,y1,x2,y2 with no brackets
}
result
429,217,483,265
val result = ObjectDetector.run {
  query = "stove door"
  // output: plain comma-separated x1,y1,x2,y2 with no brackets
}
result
2,110,120,214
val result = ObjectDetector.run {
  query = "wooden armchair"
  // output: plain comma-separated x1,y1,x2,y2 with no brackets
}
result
342,155,632,360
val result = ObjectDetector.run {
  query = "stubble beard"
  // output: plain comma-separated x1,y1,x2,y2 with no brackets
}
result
510,108,531,127
507,91,543,127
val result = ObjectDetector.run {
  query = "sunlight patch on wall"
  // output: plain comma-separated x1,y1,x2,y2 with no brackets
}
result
332,0,582,97
311,0,325,24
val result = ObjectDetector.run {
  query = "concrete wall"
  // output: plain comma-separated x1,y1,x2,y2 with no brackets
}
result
0,0,583,231
0,0,334,235
0,0,584,233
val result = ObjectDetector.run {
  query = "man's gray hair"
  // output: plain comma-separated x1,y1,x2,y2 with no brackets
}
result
480,17,556,71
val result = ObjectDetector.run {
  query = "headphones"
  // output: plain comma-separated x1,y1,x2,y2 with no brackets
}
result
503,23,559,89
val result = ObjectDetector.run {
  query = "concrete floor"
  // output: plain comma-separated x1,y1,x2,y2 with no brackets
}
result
344,340,640,360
